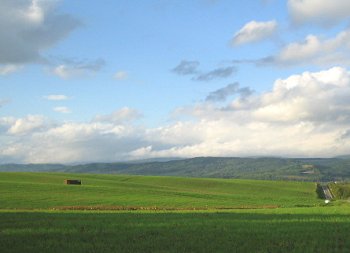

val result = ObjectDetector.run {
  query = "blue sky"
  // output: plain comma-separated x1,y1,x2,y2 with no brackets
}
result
1,0,350,163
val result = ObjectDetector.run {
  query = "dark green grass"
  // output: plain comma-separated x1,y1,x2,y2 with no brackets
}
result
1,207,350,253
0,172,322,209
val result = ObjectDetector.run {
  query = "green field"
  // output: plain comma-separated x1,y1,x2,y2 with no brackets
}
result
1,172,350,252
0,172,322,209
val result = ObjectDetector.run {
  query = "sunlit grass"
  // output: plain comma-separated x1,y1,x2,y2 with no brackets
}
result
0,172,322,209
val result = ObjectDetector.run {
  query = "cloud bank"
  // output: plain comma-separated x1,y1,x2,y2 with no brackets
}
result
1,67,350,163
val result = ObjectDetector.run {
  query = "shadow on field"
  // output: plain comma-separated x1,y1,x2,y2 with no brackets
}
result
1,211,350,253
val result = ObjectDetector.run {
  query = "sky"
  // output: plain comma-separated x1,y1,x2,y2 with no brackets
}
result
1,0,350,163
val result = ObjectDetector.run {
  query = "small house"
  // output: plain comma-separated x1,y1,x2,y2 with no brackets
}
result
64,179,82,185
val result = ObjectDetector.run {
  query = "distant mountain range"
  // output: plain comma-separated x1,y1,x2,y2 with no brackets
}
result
1,156,350,182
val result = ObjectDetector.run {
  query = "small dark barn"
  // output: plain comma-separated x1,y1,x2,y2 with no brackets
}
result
64,179,82,185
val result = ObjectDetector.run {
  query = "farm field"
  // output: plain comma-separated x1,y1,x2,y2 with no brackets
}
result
1,172,350,252
0,172,322,209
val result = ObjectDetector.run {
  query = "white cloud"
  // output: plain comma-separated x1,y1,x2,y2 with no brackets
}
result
245,67,350,123
0,0,80,64
113,71,128,80
148,67,350,158
231,20,277,46
1,68,350,163
53,106,71,114
44,95,69,101
267,29,350,66
0,119,146,163
0,64,22,75
129,118,345,159
0,117,15,133
288,0,350,26
7,115,47,135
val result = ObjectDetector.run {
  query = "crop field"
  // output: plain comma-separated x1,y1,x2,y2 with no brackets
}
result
1,172,350,252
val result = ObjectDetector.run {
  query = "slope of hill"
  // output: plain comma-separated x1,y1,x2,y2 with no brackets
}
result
1,172,349,253
1,157,350,181
0,172,321,209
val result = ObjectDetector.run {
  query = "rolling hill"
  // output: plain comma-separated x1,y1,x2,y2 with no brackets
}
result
1,156,350,181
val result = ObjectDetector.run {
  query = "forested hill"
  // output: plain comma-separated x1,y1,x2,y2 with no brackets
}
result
1,157,350,182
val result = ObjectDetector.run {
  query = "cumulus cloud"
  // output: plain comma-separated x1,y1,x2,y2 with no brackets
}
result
288,0,350,26
263,29,350,66
231,20,277,46
1,67,350,163
172,60,200,75
53,106,71,114
44,94,69,101
251,67,350,123
0,0,80,65
138,67,350,158
51,59,105,79
0,112,147,163
132,120,347,159
7,115,48,135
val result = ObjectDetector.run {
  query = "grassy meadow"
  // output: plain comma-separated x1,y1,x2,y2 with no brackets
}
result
1,172,350,252
0,172,321,209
